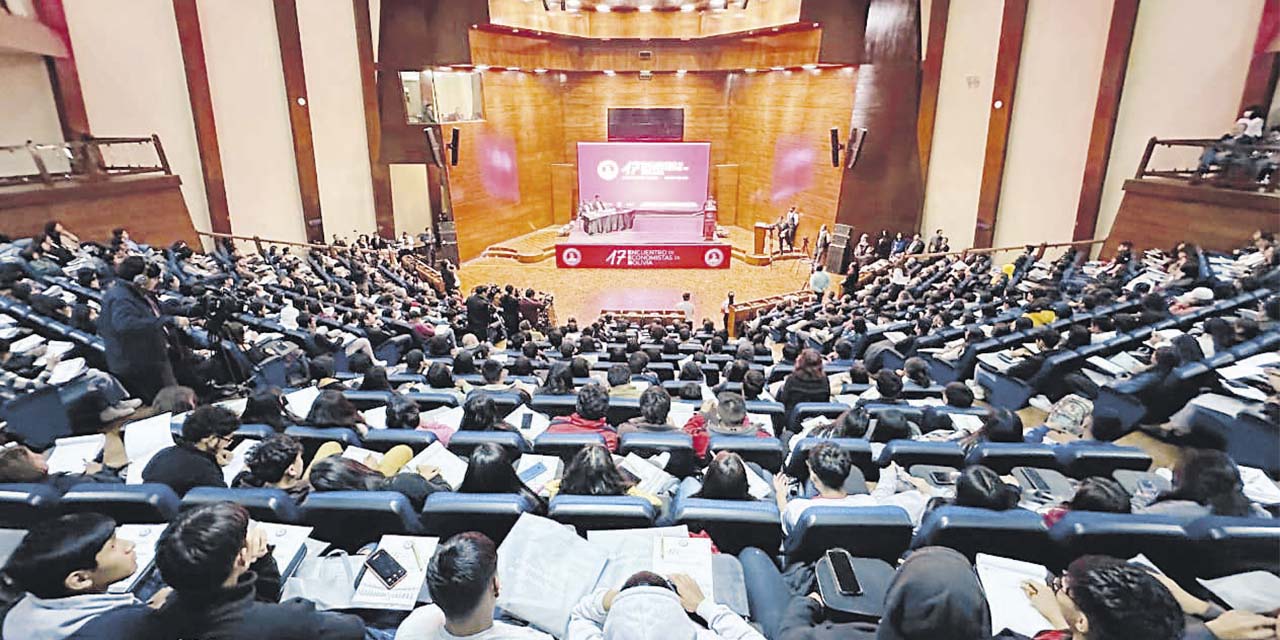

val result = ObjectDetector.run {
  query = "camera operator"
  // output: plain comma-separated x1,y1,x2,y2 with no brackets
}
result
98,256,189,402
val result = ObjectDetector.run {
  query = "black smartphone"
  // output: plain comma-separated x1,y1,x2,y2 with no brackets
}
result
928,470,957,486
520,413,533,431
365,549,408,589
1023,468,1051,494
826,550,863,596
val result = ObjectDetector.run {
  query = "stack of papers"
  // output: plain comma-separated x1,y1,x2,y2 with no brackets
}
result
46,357,87,385
617,453,677,495
350,535,438,610
504,405,551,444
45,434,106,475
498,514,610,636
342,445,387,468
419,405,465,432
1197,572,1280,613
284,387,321,418
124,413,176,485
362,405,388,429
975,554,1052,637
404,442,468,489
9,334,45,354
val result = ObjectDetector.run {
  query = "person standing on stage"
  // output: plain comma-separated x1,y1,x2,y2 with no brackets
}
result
721,292,735,332
784,206,800,253
774,213,789,253
675,293,695,322
815,225,830,266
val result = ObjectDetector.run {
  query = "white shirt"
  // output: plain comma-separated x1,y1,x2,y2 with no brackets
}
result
782,471,929,534
675,300,695,320
396,605,552,640
1237,116,1264,138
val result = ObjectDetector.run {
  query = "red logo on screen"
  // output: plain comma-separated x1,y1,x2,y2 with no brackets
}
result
597,160,620,182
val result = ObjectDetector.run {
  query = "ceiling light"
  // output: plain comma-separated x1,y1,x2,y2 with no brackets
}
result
534,68,548,74
675,69,687,75
475,64,490,71
802,63,817,70
596,4,611,12
743,68,757,73
638,4,653,12
603,69,616,76
680,3,696,12
509,66,521,71
770,66,784,71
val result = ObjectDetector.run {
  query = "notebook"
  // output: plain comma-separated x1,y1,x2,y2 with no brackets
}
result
975,554,1052,637
45,434,105,475
403,442,468,489
350,535,439,610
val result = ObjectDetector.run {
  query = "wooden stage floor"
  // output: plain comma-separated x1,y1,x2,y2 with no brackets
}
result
458,225,814,324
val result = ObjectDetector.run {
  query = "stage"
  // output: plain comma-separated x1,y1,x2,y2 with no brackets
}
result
556,210,730,269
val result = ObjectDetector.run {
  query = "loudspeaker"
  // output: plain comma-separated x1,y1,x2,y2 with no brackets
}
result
829,128,842,167
424,128,444,168
827,224,853,274
436,220,460,266
448,128,460,166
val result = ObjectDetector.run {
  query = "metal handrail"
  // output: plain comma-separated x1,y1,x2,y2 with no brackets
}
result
1135,136,1279,192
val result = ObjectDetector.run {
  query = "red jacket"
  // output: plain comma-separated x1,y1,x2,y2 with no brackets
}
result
681,414,771,459
546,413,619,452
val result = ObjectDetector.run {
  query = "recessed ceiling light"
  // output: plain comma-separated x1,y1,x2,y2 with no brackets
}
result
534,68,548,74
680,3,696,12
637,4,653,12
596,4,611,12
603,69,616,76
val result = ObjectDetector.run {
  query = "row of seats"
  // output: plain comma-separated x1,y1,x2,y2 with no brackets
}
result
3,481,1273,579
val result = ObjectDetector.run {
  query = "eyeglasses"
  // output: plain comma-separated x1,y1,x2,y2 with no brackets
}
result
1049,573,1067,595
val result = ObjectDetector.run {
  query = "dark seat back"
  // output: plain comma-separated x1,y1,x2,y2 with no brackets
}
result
422,492,535,545
783,506,914,565
300,491,424,551
1047,511,1192,572
673,498,782,556
530,395,578,418
618,432,698,478
708,435,786,473
548,495,656,535
361,429,438,453
181,487,302,523
1184,516,1280,578
0,483,61,528
284,426,362,462
965,443,1059,475
60,484,180,524
447,431,527,461
878,441,965,470
787,438,876,482
912,506,1051,564
1053,444,1152,479
533,433,606,462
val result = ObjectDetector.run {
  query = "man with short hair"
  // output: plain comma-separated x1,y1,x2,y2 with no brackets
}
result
2,513,156,640
809,266,831,298
681,392,770,459
606,364,644,399
772,442,927,533
98,255,187,402
675,293,695,322
396,532,551,639
1021,555,1186,640
151,501,366,639
545,383,618,451
142,405,238,496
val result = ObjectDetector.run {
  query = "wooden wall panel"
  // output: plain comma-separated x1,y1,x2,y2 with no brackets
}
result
486,0,801,39
559,73,732,165
273,0,325,243
468,27,821,72
172,0,231,235
352,0,395,238
447,71,566,260
727,68,857,240
972,0,1028,248
713,163,739,227
1103,180,1280,258
551,163,576,226
1072,0,1139,242
917,0,949,180
0,175,199,248
798,0,870,64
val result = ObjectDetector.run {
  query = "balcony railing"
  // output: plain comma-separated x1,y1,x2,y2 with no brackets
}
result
0,134,171,188
1135,136,1280,192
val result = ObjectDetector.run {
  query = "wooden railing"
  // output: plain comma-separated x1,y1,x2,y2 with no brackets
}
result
0,135,172,187
1135,136,1280,192
596,309,690,326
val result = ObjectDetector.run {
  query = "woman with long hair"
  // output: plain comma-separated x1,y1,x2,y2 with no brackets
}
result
457,443,546,514
547,444,661,507
777,348,830,413
358,366,393,392
458,392,509,432
1141,449,1266,518
239,387,302,432
304,389,368,436
538,361,576,396
308,456,443,511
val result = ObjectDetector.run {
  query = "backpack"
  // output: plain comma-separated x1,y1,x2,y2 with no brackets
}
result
1045,394,1093,436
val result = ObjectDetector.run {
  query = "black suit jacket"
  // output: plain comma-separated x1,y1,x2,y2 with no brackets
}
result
97,279,172,374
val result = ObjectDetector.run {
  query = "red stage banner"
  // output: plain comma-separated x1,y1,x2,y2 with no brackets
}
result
556,243,731,269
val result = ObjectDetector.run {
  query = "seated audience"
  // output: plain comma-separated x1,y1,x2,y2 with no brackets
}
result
303,390,370,436
458,443,547,514
0,441,121,492
776,349,831,413
1139,448,1270,518
773,442,928,532
141,405,238,496
682,392,771,459
568,571,762,639
546,444,661,507
1043,477,1131,527
231,434,311,502
618,385,678,435
1021,555,1185,640
545,384,618,451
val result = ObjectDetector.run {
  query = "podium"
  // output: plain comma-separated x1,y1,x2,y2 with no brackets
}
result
754,222,773,255
702,202,718,241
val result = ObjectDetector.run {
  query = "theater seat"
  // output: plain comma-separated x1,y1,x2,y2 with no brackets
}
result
422,492,535,545
234,424,278,441
783,506,914,565
60,484,180,524
912,506,1051,565
361,429,438,453
342,390,392,410
0,483,61,527
618,432,698,478
181,487,302,524
878,441,965,470
530,395,578,418
447,431,527,461
786,403,851,434
548,495,656,534
300,491,424,550
744,401,786,436
671,498,782,556
1184,516,1280,578
787,438,876,482
1053,444,1152,479
534,433,606,462
284,426,362,462
605,397,642,426
0,385,73,450
965,443,1059,475
1047,512,1192,572
709,435,786,473
481,392,527,416
405,392,461,411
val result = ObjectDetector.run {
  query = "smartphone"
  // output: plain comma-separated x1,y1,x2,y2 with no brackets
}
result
364,549,408,590
520,413,533,431
825,550,863,596
1022,468,1052,494
928,470,957,486
518,462,547,483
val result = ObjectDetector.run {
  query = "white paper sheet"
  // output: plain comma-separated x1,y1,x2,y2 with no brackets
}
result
975,554,1052,637
214,397,249,416
1239,466,1280,505
123,412,175,464
588,526,689,592
350,535,438,610
342,446,385,468
618,453,676,495
1197,571,1280,613
404,442,468,489
497,514,609,636
653,536,715,598
110,524,164,594
419,405,465,431
9,334,45,354
504,404,551,444
362,405,388,429
284,386,321,419
220,439,260,485
514,453,563,494
255,520,315,579
45,434,105,475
